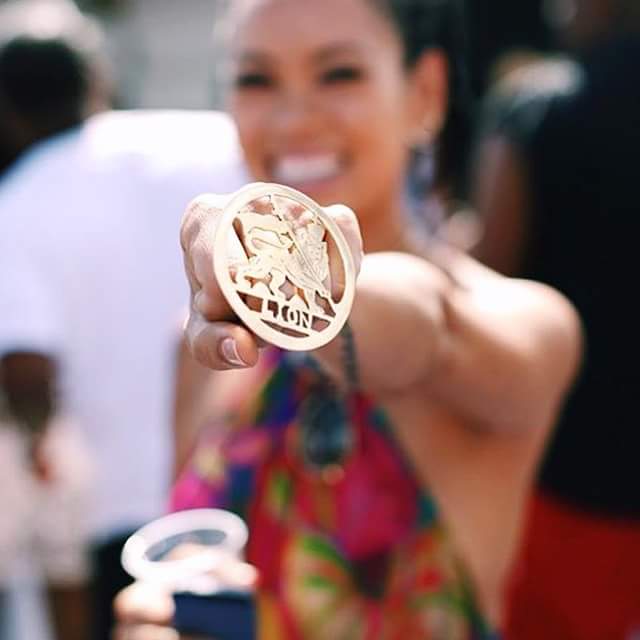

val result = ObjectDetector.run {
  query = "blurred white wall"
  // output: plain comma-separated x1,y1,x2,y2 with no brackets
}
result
100,0,229,109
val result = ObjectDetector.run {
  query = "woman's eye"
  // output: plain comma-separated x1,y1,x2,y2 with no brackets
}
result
234,72,273,89
321,66,364,85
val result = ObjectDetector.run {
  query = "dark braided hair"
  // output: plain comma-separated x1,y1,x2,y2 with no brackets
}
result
369,0,475,200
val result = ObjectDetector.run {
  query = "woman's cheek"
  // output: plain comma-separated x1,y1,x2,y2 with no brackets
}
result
232,108,270,176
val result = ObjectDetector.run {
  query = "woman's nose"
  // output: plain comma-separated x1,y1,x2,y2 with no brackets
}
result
270,90,321,139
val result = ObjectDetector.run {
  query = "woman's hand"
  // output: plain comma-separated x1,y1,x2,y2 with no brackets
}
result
113,583,181,640
113,548,258,640
180,191,362,371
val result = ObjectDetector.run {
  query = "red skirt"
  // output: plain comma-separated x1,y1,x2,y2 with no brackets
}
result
505,492,640,640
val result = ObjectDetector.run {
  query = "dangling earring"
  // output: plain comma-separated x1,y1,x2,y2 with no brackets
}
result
407,121,434,153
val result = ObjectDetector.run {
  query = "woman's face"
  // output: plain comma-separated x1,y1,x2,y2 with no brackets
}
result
227,0,424,222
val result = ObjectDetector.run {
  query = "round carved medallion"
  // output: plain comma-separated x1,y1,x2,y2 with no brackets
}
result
213,183,356,351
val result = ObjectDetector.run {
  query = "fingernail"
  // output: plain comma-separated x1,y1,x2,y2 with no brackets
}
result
220,338,247,367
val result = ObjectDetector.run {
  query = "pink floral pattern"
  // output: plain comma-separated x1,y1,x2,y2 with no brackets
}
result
170,352,491,639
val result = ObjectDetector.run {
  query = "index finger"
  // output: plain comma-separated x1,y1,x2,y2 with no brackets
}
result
180,193,261,369
180,194,228,300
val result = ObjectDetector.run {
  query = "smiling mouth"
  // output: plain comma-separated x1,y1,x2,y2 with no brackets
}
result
271,154,343,186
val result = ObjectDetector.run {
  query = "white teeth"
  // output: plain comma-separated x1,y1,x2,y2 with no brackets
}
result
273,155,341,184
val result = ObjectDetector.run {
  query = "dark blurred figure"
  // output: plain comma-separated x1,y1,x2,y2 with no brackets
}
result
465,0,551,96
472,0,640,637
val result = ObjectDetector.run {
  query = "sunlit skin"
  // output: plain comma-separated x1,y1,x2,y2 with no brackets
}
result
226,0,443,253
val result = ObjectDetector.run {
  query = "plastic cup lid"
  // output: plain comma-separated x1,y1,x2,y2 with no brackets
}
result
121,508,248,589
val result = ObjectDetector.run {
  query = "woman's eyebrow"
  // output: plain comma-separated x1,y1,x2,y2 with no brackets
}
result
312,42,365,63
236,50,273,66
236,42,365,67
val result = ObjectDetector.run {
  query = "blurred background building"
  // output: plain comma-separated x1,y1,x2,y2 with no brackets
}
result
74,0,230,109
0,0,551,110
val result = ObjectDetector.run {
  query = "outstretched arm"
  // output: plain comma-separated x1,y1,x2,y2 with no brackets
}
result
321,247,581,433
180,192,581,435
1,352,61,483
1,351,56,434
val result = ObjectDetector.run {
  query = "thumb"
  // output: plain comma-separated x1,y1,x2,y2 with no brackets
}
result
113,583,175,626
324,204,363,276
323,204,363,300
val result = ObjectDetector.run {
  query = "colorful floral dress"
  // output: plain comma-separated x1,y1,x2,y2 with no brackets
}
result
170,351,494,639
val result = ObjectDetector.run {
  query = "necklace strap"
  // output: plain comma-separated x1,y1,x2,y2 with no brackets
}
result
340,322,359,393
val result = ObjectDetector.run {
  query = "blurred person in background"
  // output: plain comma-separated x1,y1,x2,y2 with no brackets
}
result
0,407,94,640
0,0,111,173
472,0,640,637
0,1,248,639
115,0,581,638
0,2,111,639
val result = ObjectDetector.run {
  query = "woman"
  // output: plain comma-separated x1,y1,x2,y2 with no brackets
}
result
115,0,581,637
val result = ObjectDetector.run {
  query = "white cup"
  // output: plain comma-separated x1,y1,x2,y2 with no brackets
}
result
121,508,249,594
